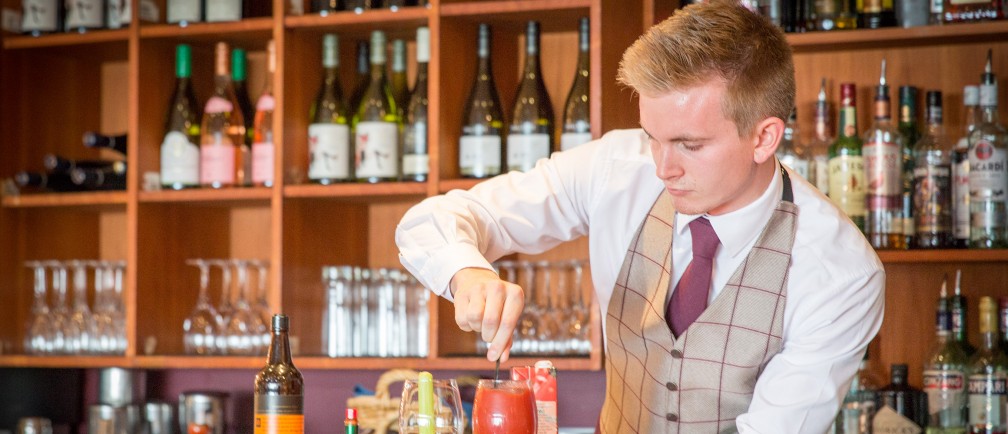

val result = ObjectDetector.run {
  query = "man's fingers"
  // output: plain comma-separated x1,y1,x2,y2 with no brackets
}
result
454,291,472,332
466,293,487,333
487,285,524,362
481,286,506,343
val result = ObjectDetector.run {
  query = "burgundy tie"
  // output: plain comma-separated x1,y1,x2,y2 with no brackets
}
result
667,217,720,337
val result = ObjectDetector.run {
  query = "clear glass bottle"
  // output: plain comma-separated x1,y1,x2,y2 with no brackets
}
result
862,59,905,249
199,42,244,189
834,350,880,433
899,85,921,249
390,39,409,116
809,78,833,194
251,40,276,188
968,50,1008,249
348,41,370,113
253,314,304,434
231,48,254,186
925,275,970,434
308,33,351,184
560,17,591,152
875,363,928,432
401,27,430,183
829,82,866,232
942,0,1001,21
352,30,401,183
459,23,505,179
954,86,980,249
161,44,202,191
506,20,555,173
967,296,1008,434
914,90,954,249
777,108,811,180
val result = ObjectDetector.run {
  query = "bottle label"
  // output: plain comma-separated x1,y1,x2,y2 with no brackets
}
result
252,142,274,185
167,0,201,23
22,0,60,32
979,84,998,107
968,374,1007,429
205,0,241,22
953,143,971,240
200,144,236,186
308,123,351,181
161,131,200,187
205,96,234,115
968,139,1008,203
872,405,922,434
813,154,829,194
460,135,502,178
779,155,810,180
828,155,866,218
65,0,104,29
253,395,304,434
863,139,902,200
507,133,550,172
257,95,276,112
923,369,967,424
402,154,429,177
560,132,593,151
354,121,399,179
912,161,952,234
106,0,124,29
403,122,428,176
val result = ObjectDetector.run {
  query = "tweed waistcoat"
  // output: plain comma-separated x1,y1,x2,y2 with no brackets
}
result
599,168,797,433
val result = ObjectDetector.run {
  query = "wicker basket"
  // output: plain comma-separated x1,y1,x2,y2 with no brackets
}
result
347,369,419,434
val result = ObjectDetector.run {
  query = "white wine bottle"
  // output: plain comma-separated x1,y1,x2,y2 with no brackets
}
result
402,27,429,183
199,41,245,189
160,44,202,190
507,21,554,172
167,0,202,24
348,41,370,115
560,17,591,152
21,0,62,36
352,30,401,183
205,0,242,22
390,38,409,115
252,40,276,187
65,0,104,32
459,23,504,179
308,33,351,184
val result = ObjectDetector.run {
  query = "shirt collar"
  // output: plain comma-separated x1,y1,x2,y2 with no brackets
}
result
675,163,783,259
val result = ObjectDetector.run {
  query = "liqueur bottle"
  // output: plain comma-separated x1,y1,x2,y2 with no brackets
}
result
506,21,554,173
925,276,970,433
952,269,977,356
777,108,810,180
968,50,1008,249
899,86,921,248
953,86,980,249
829,83,866,232
913,90,954,249
458,23,505,179
834,350,880,433
875,364,928,432
254,314,304,434
967,296,1008,434
862,59,905,249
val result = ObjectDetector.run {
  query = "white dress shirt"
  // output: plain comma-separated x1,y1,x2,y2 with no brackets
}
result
396,128,886,433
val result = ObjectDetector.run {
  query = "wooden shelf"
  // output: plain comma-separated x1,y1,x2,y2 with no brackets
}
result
2,29,129,50
285,7,430,34
139,17,273,41
441,0,591,16
786,21,1008,51
138,187,272,203
130,355,597,370
284,182,427,199
877,249,1008,264
424,356,600,371
1,191,128,208
0,355,130,368
438,178,482,193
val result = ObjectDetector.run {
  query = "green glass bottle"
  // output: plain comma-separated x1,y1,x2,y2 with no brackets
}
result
352,30,401,183
458,23,504,179
390,38,409,116
160,44,202,190
506,20,554,173
401,27,429,183
828,82,866,232
308,34,352,184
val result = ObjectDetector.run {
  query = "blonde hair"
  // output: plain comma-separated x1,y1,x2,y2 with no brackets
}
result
617,0,795,137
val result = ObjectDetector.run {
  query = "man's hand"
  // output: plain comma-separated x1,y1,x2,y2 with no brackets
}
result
450,267,525,363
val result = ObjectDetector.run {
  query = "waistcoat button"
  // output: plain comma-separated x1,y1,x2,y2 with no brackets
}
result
670,349,683,358
667,413,678,422
666,382,677,391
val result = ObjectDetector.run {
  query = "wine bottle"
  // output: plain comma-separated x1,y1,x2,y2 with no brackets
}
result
308,33,351,184
106,0,125,29
390,39,409,115
232,47,254,186
385,0,416,8
968,50,1008,249
21,0,62,36
348,41,370,118
200,41,244,189
161,43,202,190
459,23,504,179
14,171,81,192
253,314,304,434
829,83,866,232
44,154,120,173
402,27,429,183
83,132,128,155
953,85,980,249
862,59,904,249
913,90,954,249
252,40,276,187
507,21,554,173
205,0,241,22
167,0,202,24
346,0,380,10
65,0,104,33
560,17,591,152
70,162,128,190
352,30,401,183
312,0,343,13
243,0,271,18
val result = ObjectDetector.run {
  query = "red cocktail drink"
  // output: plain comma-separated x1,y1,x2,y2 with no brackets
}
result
472,379,537,434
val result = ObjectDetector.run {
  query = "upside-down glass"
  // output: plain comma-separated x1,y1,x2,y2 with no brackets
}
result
399,378,465,434
472,379,537,434
23,261,51,355
183,259,220,355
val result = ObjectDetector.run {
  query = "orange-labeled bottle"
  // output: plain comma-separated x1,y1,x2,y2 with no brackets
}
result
254,314,304,434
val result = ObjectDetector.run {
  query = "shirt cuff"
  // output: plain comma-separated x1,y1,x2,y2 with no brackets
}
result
406,243,497,303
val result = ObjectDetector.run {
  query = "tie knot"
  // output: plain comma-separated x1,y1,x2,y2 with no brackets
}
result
689,217,720,260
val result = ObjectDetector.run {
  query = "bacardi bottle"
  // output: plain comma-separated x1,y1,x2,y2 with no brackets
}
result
968,50,1008,249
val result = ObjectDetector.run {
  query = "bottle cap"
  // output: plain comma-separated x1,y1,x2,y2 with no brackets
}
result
964,85,980,106
176,44,192,79
392,39,406,72
839,83,856,106
323,34,339,68
345,408,357,420
370,31,387,65
525,21,539,55
272,314,289,331
232,48,247,81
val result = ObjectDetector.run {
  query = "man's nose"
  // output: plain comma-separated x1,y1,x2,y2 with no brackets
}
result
655,145,684,180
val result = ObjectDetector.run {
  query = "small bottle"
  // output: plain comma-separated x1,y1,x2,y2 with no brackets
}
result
829,83,866,232
352,30,401,183
344,408,359,434
968,50,1008,249
254,314,304,434
967,296,1008,434
913,90,954,249
834,349,879,433
308,33,351,184
506,21,555,173
777,108,810,180
925,275,970,432
809,78,833,194
161,44,202,190
560,17,591,152
862,59,904,249
390,39,409,116
251,40,276,187
401,27,430,183
459,23,504,179
899,86,921,248
83,132,128,155
200,42,245,189
874,364,928,431
953,86,980,249
21,0,62,36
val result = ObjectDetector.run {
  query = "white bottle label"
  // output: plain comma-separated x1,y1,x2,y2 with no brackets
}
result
968,140,1008,203
813,154,829,194
355,121,399,179
65,0,104,30
167,0,201,23
308,123,351,181
160,131,200,187
106,0,123,28
22,0,60,32
251,142,274,185
968,374,1007,429
779,155,810,180
459,135,501,178
507,133,550,172
828,155,866,218
923,369,967,425
560,132,592,151
200,144,236,186
402,154,429,177
205,0,241,22
872,405,922,434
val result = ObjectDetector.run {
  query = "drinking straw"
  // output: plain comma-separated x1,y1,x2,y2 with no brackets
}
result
418,371,436,434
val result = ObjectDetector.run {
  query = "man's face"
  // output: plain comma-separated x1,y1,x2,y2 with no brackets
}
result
640,81,767,216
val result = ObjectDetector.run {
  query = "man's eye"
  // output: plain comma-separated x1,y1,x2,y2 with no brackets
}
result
681,143,701,151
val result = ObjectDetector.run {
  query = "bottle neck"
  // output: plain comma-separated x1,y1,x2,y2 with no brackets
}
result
981,105,999,124
415,62,428,88
813,102,831,140
268,329,293,365
838,104,858,138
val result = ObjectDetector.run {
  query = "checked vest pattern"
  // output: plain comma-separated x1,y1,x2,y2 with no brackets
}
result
599,168,797,433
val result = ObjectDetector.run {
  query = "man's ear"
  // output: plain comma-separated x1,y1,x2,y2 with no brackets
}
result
752,116,785,164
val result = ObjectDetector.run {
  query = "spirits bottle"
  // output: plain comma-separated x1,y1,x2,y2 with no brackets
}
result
834,350,880,433
402,27,429,183
21,0,62,36
913,90,954,249
954,86,980,249
899,86,921,248
390,39,409,115
863,59,905,249
199,42,245,189
836,0,860,27
352,30,401,183
875,364,928,432
967,296,1008,434
308,34,351,184
251,40,276,187
560,17,591,152
506,21,554,173
859,0,897,27
312,0,343,14
65,0,104,32
777,108,810,180
830,83,866,231
83,132,128,155
952,269,977,356
925,275,970,433
253,314,304,434
459,23,505,179
811,0,841,29
167,0,202,24
809,78,833,194
942,0,1001,21
161,44,202,190
968,50,1008,249
348,41,370,113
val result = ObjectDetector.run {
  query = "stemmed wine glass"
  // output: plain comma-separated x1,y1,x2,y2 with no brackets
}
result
399,377,465,434
248,259,271,353
514,261,540,355
45,261,70,354
66,260,98,354
183,259,221,355
207,259,232,354
23,261,52,355
534,261,563,355
108,261,128,354
87,261,115,355
221,259,260,356
565,260,591,355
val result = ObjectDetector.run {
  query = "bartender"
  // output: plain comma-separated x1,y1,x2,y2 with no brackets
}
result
396,0,885,432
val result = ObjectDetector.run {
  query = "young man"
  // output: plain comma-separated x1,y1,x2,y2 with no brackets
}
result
396,0,885,431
